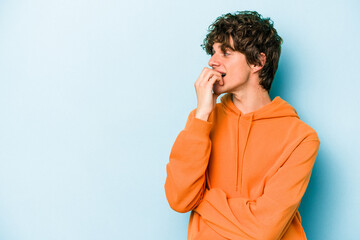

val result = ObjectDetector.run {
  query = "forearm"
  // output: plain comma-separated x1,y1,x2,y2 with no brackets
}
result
164,110,213,213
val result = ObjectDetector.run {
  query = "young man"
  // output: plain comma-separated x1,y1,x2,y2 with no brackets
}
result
164,11,320,240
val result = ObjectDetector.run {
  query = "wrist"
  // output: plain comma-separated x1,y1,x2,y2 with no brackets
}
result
195,110,210,122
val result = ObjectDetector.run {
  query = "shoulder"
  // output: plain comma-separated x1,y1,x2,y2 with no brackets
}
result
290,117,320,144
278,97,320,143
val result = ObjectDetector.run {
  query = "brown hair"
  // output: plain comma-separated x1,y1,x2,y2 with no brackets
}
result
201,10,283,92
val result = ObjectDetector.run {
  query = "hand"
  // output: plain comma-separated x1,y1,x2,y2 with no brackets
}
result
194,67,224,121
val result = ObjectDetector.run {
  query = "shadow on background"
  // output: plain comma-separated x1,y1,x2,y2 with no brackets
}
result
299,147,336,239
270,53,335,239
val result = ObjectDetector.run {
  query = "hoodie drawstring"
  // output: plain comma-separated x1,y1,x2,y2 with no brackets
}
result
219,93,298,193
236,113,254,192
235,114,240,191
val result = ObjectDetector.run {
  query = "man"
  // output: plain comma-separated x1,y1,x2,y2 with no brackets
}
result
164,10,320,240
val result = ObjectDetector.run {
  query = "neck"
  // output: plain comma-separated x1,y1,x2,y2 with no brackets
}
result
231,86,271,114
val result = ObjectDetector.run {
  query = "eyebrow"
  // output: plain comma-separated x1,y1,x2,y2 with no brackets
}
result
212,44,234,54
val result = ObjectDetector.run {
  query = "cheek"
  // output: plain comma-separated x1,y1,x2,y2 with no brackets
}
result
232,67,250,79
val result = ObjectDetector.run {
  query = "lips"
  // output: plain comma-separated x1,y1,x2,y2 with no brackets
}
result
214,69,226,77
216,71,226,77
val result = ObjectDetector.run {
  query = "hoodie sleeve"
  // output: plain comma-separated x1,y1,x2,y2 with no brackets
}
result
164,109,213,213
194,137,320,240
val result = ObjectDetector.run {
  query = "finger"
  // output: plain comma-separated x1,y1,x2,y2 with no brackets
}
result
203,69,221,84
195,67,212,85
209,70,224,86
207,74,221,88
211,72,223,85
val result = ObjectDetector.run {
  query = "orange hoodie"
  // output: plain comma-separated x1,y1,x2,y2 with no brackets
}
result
164,93,320,240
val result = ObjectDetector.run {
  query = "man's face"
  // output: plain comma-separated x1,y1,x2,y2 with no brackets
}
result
208,38,252,95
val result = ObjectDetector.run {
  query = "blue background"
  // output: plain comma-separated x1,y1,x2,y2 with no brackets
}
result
0,0,359,239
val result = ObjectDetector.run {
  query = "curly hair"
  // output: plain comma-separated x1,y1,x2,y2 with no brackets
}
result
201,10,283,92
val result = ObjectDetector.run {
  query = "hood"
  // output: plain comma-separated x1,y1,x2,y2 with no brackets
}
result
219,93,299,191
220,93,299,120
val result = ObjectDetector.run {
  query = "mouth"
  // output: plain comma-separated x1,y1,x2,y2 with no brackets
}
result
221,73,226,78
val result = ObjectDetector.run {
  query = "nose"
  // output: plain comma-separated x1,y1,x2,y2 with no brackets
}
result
208,54,220,68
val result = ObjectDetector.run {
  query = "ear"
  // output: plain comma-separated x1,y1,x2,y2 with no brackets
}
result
251,52,266,73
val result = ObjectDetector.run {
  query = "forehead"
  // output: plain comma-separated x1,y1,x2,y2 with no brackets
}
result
212,36,235,51
212,42,223,49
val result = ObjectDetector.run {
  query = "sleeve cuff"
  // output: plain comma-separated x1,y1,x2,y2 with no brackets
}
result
184,116,213,136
